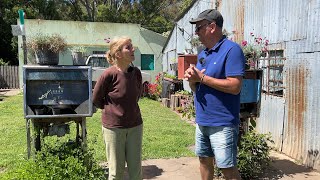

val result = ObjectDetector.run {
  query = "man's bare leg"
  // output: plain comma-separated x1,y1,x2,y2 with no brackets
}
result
199,157,214,180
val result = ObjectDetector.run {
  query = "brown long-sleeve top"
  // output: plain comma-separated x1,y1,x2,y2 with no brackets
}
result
92,66,142,128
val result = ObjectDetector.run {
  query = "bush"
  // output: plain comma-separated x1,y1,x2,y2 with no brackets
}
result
237,131,274,179
0,58,9,65
2,140,105,180
27,33,67,53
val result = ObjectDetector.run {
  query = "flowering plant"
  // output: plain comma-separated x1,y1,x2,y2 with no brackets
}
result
147,73,162,100
240,33,269,69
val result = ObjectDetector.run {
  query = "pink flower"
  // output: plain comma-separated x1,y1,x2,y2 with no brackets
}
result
262,47,268,52
241,40,248,46
104,37,111,43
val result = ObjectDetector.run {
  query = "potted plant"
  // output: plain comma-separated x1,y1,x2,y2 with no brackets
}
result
69,46,87,65
190,37,204,53
240,33,269,70
27,33,67,65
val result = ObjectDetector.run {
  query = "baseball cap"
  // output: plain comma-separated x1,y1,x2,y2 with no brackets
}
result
189,9,223,28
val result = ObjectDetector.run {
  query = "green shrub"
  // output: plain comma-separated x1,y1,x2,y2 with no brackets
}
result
0,58,9,65
237,131,274,179
181,97,195,120
2,140,105,180
163,72,177,79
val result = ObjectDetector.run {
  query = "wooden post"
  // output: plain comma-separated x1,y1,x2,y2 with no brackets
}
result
161,98,170,108
170,94,181,110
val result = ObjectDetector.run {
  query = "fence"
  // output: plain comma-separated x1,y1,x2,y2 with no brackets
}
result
0,65,19,89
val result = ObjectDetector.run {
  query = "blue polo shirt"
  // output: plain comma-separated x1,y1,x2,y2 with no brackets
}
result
195,36,245,127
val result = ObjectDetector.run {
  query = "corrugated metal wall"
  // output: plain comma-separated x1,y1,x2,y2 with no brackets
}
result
162,0,320,169
257,95,285,150
218,0,320,170
218,0,244,42
284,43,320,169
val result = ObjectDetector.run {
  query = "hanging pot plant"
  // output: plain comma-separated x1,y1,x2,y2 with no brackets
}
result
27,33,67,65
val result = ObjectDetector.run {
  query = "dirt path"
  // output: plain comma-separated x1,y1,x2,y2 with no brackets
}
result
120,151,320,179
98,150,320,180
0,89,21,97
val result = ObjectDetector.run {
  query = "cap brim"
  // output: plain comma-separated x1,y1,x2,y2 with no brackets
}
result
189,17,205,24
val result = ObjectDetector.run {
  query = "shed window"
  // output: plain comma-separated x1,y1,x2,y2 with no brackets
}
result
141,54,154,70
92,51,106,55
259,50,285,97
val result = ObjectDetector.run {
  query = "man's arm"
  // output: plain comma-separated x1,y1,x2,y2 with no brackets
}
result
201,75,243,95
185,66,243,95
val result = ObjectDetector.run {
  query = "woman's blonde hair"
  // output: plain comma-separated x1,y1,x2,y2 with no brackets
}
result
105,36,132,65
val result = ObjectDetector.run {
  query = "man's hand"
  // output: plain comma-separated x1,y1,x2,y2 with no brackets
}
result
184,65,206,83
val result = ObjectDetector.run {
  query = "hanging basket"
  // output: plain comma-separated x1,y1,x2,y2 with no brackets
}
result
35,50,59,65
71,52,86,65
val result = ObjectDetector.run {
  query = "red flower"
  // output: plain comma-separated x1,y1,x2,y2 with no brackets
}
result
241,40,248,46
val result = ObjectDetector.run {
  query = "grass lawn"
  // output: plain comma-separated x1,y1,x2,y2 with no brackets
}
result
0,95,195,174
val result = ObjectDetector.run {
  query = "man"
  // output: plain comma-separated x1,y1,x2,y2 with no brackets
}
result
184,9,245,180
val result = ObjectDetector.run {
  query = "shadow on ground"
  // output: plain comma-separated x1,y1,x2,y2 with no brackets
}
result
261,158,315,179
0,89,21,101
124,165,163,179
101,165,164,179
141,165,164,179
0,89,9,101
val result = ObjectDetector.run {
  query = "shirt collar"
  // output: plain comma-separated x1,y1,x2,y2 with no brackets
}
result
204,35,227,55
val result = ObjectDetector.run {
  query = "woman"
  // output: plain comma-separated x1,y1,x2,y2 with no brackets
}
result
93,37,143,180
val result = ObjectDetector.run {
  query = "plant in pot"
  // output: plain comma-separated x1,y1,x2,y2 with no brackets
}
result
69,46,87,65
240,33,269,70
190,36,204,54
27,33,67,65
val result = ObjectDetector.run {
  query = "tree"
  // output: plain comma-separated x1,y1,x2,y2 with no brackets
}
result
0,0,194,65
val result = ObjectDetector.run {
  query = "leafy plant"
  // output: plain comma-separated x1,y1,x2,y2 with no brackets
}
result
181,96,195,120
176,90,192,96
237,131,274,179
190,37,201,48
170,58,177,63
69,46,87,53
0,58,9,65
2,140,105,180
147,73,162,100
27,33,67,53
240,33,269,69
175,106,184,113
163,72,177,79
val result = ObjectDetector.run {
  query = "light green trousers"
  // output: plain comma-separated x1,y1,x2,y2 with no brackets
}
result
102,124,143,180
